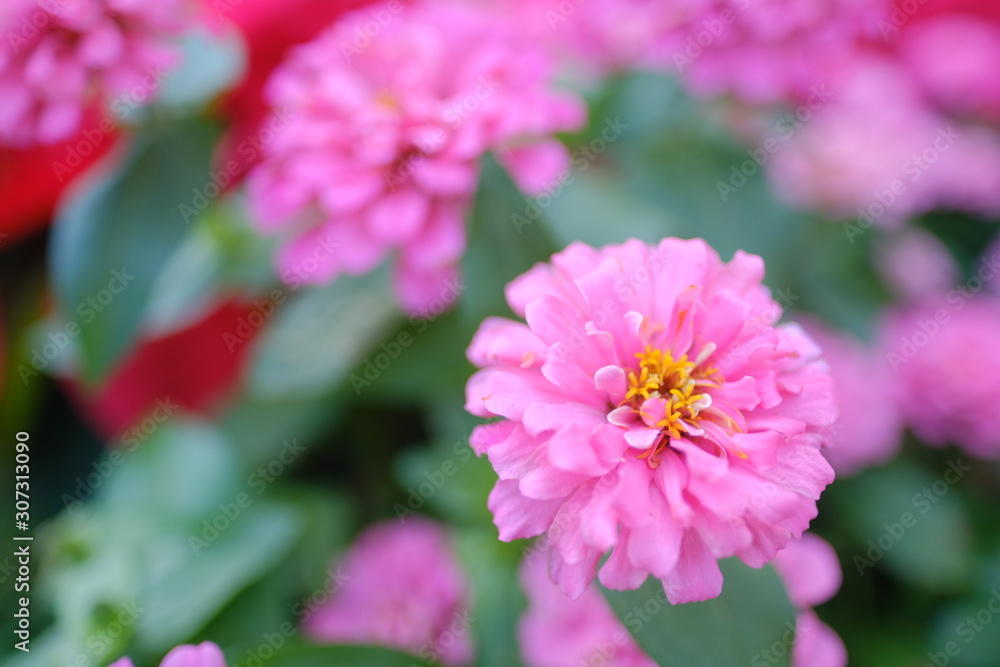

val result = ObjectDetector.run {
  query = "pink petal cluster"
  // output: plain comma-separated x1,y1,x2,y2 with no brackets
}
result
465,238,836,604
800,319,902,477
109,641,226,667
517,555,656,667
772,533,848,667
0,0,192,146
493,0,686,76
663,0,1000,222
302,518,473,666
880,294,1000,458
247,0,585,314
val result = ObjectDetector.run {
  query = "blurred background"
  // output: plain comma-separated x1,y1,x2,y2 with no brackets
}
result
1,1,1000,666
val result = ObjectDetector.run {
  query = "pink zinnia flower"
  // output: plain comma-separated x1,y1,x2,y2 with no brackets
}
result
0,0,192,146
772,533,847,667
109,641,226,667
517,555,656,667
302,518,474,666
801,319,902,477
465,238,836,603
881,295,1000,458
247,0,585,314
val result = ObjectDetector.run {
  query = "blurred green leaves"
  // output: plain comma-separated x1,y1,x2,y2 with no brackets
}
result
49,120,219,384
603,561,797,667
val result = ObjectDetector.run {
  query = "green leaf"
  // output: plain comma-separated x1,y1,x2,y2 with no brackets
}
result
247,270,402,401
602,560,797,667
49,121,220,383
453,529,526,667
135,503,303,653
825,456,973,591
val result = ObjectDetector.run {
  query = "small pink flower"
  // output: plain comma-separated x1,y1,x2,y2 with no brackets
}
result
0,0,192,146
466,238,836,603
302,518,473,666
773,533,847,667
881,296,1000,458
876,229,959,303
247,0,585,314
801,319,903,477
517,555,656,667
109,641,226,667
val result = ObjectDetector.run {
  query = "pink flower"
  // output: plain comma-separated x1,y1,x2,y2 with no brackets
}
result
772,533,847,667
661,0,1000,222
881,296,1000,458
494,0,686,76
108,641,226,667
465,238,836,603
302,518,473,665
517,555,656,667
247,0,585,314
0,0,193,146
800,319,902,477
876,228,959,303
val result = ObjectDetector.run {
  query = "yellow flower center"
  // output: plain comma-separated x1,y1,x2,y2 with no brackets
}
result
623,345,723,466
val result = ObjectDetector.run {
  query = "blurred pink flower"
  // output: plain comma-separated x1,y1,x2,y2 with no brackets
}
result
876,228,959,303
663,0,1000,222
773,533,847,667
801,320,902,476
247,0,585,314
664,0,884,104
0,0,193,146
881,295,1000,458
495,0,687,76
465,238,836,603
302,518,473,665
517,555,656,667
767,54,1000,224
109,641,226,667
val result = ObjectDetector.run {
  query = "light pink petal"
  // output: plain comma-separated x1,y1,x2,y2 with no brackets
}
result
495,139,571,196
160,642,227,667
366,186,429,243
662,531,723,604
489,480,563,541
773,534,842,608
793,610,848,667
